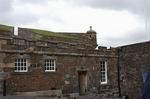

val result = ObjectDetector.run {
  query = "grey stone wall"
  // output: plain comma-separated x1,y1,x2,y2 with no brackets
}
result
1,49,118,97
18,28,97,49
0,25,119,98
118,41,150,99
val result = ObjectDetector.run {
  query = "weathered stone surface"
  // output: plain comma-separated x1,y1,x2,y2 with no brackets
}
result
118,41,150,99
0,25,119,98
0,24,14,37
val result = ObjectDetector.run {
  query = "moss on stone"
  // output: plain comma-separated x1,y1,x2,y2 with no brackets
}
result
0,24,13,31
28,28,78,39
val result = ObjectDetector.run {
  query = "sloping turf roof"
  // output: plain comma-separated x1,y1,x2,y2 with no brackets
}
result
27,28,79,39
0,24,13,31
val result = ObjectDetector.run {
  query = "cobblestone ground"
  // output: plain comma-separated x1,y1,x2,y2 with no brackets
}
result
0,95,68,99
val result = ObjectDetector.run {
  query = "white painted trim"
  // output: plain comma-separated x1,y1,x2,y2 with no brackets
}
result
14,58,28,72
44,59,56,72
14,70,28,72
100,61,108,84
45,70,56,72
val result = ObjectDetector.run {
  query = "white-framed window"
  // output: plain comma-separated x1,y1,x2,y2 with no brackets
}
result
44,59,56,72
100,61,107,84
15,59,28,72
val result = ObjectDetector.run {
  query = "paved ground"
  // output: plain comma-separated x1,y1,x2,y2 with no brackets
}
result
0,95,120,99
0,95,68,99
0,96,120,99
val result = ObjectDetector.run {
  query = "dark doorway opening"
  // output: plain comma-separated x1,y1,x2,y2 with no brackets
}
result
78,71,87,95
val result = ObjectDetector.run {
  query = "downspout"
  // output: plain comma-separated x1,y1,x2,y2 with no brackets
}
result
117,48,121,97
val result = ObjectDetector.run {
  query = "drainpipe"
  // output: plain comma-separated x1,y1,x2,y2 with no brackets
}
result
117,48,121,97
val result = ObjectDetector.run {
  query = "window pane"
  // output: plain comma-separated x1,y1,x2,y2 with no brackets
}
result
24,63,26,66
47,67,50,70
18,62,21,66
52,67,54,70
15,59,27,72
44,59,56,71
100,61,107,84
18,67,20,70
21,67,24,70
24,67,26,70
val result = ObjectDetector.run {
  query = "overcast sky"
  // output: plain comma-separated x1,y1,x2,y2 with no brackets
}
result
0,0,150,47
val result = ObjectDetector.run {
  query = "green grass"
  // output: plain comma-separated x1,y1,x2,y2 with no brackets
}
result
0,24,13,31
28,28,79,39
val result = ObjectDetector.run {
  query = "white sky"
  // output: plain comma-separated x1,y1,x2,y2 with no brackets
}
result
0,0,150,47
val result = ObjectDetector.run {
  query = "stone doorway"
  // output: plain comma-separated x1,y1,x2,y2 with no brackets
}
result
78,71,87,95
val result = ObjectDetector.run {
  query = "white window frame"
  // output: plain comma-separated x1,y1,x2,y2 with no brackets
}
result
44,59,56,72
14,58,28,72
100,61,108,84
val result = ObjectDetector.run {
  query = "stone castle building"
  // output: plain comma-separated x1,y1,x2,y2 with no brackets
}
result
0,24,149,99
